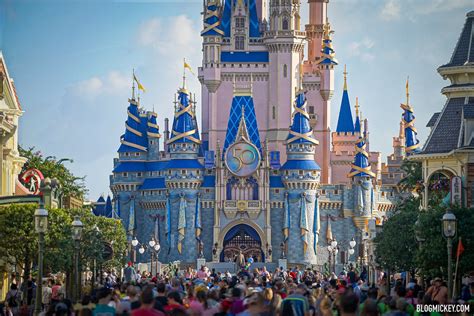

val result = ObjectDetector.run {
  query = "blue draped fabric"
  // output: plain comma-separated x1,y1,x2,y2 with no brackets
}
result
166,197,171,253
300,195,309,255
195,195,202,241
223,224,260,244
283,194,290,243
128,199,136,235
312,196,320,256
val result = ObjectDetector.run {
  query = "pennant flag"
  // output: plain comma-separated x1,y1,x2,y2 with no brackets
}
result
134,74,146,92
184,60,195,76
166,196,171,253
456,237,464,258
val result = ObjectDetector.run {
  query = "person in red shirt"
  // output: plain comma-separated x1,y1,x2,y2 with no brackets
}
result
131,286,164,316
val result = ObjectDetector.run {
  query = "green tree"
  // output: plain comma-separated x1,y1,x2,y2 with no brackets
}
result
398,160,423,193
416,205,474,279
19,146,87,199
374,197,419,273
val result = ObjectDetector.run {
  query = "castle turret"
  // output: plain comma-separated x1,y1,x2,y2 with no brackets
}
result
147,111,161,158
281,88,320,264
401,79,420,155
336,65,354,134
306,0,328,62
316,20,337,101
165,72,203,263
348,119,375,219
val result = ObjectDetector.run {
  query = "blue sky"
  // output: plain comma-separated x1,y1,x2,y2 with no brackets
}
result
0,0,472,199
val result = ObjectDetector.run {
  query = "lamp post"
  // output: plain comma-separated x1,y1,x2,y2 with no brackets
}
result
442,210,457,300
148,237,156,276
72,216,84,302
328,239,338,273
153,243,161,275
34,203,48,316
280,242,286,259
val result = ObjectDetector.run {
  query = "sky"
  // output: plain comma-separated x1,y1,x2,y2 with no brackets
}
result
0,0,472,199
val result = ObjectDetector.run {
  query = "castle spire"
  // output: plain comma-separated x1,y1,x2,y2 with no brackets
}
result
236,103,250,142
336,65,355,133
354,97,361,133
201,0,224,37
287,90,319,145
348,121,375,178
167,72,201,145
316,19,338,66
401,77,420,155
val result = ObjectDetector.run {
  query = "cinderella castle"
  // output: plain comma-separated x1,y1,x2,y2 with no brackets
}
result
97,0,422,272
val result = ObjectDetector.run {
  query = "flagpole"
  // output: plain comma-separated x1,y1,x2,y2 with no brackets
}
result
452,237,461,300
132,68,136,100
183,58,187,89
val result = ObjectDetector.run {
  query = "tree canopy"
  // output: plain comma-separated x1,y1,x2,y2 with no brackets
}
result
19,146,87,199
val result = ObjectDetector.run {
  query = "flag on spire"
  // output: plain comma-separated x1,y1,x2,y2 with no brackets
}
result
133,73,146,92
184,59,195,76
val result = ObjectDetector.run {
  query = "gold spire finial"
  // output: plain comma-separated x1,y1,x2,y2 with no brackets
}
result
406,76,410,105
343,65,348,91
182,58,187,90
131,68,136,100
355,97,360,117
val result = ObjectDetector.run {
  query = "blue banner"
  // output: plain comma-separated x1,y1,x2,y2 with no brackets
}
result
205,150,215,168
270,151,281,169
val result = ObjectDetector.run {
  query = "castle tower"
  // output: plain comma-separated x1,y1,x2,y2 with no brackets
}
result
147,111,161,158
330,67,381,184
264,0,306,159
401,79,420,156
281,88,320,264
305,10,337,183
165,74,204,263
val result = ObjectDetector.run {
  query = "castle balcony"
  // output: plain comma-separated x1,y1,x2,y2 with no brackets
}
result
223,200,261,220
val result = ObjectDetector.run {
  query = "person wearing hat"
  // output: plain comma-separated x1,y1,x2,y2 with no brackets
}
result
426,277,448,304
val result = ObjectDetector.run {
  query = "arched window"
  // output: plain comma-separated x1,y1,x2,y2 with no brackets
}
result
235,36,245,50
282,18,289,30
272,106,276,119
283,64,287,78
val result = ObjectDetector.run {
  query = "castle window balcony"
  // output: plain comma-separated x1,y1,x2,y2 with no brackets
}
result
223,200,261,220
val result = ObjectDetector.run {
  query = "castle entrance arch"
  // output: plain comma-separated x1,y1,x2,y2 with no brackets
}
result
220,224,264,263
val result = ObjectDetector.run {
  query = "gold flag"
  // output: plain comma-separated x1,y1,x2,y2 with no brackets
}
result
184,60,195,76
133,74,146,92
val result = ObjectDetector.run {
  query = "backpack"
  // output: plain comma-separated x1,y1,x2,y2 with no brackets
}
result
8,291,18,307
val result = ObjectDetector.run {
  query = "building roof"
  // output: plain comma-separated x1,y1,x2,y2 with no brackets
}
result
221,52,269,63
223,94,262,153
439,11,474,69
118,101,148,153
463,104,474,119
202,175,216,187
113,161,169,173
168,89,201,145
166,159,204,169
104,195,113,218
139,178,166,190
280,159,321,171
287,91,318,145
93,196,106,216
269,176,284,188
422,97,465,154
147,112,160,138
426,112,441,127
201,2,224,37
336,71,354,133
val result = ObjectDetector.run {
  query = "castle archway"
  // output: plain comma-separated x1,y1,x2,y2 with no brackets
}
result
219,224,264,263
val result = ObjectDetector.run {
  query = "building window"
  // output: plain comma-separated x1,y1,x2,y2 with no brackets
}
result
282,18,289,30
137,172,142,177
309,106,315,114
235,36,245,50
125,152,130,157
235,17,245,28
123,172,128,177
205,189,210,193
135,152,140,156
298,170,303,175
181,170,186,175
275,189,280,193
272,106,276,119
283,64,287,78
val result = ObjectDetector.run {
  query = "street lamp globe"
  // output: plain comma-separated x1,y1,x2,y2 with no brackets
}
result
149,238,156,248
348,248,355,255
327,245,332,252
154,244,161,252
442,210,457,238
139,246,145,254
335,248,339,255
131,237,139,247
331,239,337,248
34,204,49,234
71,216,84,241
349,238,356,249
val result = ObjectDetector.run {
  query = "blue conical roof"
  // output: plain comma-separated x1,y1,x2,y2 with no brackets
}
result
104,195,113,218
287,91,319,145
348,134,375,178
336,87,354,133
401,103,420,155
118,100,148,152
93,196,106,216
168,89,201,144
317,22,338,65
147,112,160,138
201,1,224,37
354,116,361,133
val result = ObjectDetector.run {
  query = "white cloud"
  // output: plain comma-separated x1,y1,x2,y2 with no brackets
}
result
67,71,129,99
380,0,401,21
410,0,473,15
348,37,376,61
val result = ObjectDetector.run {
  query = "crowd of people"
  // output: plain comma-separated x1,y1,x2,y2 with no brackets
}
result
2,264,474,316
